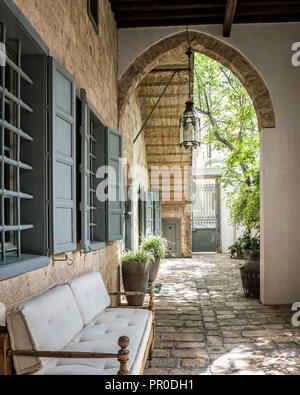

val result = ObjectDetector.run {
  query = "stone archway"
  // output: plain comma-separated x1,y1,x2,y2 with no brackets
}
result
118,31,275,130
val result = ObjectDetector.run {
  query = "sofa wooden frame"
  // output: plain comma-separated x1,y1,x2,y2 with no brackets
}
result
0,284,155,376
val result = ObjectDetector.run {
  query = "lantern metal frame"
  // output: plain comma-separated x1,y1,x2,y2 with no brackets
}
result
179,44,202,150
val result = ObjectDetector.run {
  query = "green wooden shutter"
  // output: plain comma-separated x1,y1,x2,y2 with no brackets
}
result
80,89,107,252
51,58,77,254
154,196,162,236
80,89,90,252
106,127,123,241
145,191,154,237
139,188,146,238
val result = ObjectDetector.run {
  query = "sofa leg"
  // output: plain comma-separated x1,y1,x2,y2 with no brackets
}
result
149,336,154,361
117,336,130,375
149,283,155,365
0,329,12,376
148,324,155,367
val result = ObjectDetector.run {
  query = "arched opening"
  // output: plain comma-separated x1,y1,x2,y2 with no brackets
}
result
119,30,274,298
118,31,275,131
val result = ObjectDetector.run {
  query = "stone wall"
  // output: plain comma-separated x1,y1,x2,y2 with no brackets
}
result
119,91,148,251
0,0,120,309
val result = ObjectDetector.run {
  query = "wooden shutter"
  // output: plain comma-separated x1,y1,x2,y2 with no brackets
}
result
145,191,154,237
139,188,146,238
154,196,162,236
80,89,90,252
80,89,107,252
106,127,123,241
51,59,77,254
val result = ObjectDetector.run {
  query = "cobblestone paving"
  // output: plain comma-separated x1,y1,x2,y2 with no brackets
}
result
144,254,300,375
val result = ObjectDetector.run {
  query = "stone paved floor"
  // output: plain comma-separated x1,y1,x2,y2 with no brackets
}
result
144,254,300,375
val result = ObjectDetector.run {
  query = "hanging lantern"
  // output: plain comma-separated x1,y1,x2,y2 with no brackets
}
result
180,100,201,150
179,33,202,150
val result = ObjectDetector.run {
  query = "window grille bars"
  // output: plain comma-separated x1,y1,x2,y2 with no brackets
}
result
0,87,33,112
0,23,5,260
0,22,34,261
193,181,217,229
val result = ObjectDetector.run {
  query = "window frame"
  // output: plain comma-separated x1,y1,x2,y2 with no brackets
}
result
87,0,100,35
106,126,124,242
154,193,162,236
0,1,50,281
80,90,124,251
80,89,106,253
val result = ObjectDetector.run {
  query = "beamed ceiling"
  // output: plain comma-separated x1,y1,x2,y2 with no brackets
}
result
109,0,300,36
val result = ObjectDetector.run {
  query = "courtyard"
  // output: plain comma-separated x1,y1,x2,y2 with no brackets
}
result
0,0,300,377
145,254,300,375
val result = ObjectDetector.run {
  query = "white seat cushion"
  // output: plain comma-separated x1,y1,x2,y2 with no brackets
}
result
31,308,153,375
69,272,111,325
6,285,84,375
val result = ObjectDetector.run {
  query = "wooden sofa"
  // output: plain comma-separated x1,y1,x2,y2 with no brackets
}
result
0,272,155,375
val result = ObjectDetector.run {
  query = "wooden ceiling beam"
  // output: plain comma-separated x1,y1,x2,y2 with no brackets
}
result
139,93,189,99
111,0,300,11
115,9,225,22
237,4,300,16
112,0,300,28
147,162,192,167
111,0,225,13
141,104,186,110
223,0,238,37
140,81,188,87
118,17,224,28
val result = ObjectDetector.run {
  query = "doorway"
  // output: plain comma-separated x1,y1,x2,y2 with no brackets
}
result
192,178,220,253
162,219,181,258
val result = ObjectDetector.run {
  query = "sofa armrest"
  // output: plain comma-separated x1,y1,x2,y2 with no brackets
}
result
110,284,155,316
8,336,131,375
8,350,118,359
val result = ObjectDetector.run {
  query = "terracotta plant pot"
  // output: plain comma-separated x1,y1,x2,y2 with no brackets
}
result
149,256,161,283
240,251,260,298
122,260,149,306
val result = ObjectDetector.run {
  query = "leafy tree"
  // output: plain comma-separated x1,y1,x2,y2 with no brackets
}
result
194,53,260,232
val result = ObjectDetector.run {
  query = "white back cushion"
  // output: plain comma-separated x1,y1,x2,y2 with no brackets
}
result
69,272,111,325
7,285,83,375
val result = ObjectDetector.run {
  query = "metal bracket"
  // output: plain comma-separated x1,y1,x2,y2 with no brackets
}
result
52,253,74,266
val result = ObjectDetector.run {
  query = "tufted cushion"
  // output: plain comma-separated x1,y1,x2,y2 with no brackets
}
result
69,272,111,325
31,308,153,375
6,285,84,375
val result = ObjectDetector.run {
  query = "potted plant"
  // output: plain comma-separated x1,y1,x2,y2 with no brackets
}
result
240,234,260,298
141,236,168,283
228,238,244,259
121,250,154,306
239,232,252,260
